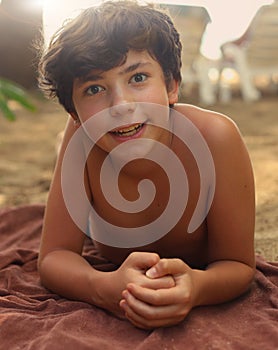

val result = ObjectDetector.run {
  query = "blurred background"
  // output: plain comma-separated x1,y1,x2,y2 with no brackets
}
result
0,0,277,261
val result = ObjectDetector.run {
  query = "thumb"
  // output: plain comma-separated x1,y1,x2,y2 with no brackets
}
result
127,251,160,270
146,258,188,279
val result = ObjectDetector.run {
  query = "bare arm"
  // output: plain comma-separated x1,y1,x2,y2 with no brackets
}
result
38,117,174,317
197,111,256,302
38,117,102,305
120,109,255,328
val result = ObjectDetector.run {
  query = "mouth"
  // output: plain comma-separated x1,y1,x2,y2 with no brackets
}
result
109,123,145,138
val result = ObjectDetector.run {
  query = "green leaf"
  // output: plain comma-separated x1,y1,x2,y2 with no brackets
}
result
0,78,36,113
0,92,16,121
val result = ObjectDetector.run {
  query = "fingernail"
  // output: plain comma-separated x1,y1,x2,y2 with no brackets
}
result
146,267,157,278
120,299,127,309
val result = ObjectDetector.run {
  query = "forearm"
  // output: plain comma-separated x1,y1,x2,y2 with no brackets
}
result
192,260,255,307
38,250,104,306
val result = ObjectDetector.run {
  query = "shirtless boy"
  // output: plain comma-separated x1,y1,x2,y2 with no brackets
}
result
38,0,255,329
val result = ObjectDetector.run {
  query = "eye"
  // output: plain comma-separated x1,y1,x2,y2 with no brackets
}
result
85,85,105,95
130,73,147,84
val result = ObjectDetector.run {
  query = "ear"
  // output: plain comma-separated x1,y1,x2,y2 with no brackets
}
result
168,79,179,104
69,111,81,126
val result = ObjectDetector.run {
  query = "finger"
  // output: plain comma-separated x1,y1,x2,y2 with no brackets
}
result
124,305,184,330
127,283,190,306
146,258,188,278
126,251,160,271
122,289,185,318
120,298,155,330
120,292,186,329
141,274,175,290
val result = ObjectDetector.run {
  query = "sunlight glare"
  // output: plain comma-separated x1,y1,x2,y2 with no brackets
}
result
43,0,102,45
221,68,239,85
42,0,275,58
200,0,274,59
208,68,219,84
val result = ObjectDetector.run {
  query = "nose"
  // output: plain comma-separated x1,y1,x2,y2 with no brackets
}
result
109,87,136,117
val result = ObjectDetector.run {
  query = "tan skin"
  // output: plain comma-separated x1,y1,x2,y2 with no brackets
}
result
38,50,255,329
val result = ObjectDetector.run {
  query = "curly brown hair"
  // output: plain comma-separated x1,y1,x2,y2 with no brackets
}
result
38,1,182,113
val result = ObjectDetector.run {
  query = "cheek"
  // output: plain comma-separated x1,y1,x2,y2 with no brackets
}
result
140,87,169,104
75,104,100,123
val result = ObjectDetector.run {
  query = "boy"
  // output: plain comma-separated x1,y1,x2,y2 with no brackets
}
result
38,0,255,330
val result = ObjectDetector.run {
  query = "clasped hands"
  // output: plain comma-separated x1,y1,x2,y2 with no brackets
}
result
111,251,195,329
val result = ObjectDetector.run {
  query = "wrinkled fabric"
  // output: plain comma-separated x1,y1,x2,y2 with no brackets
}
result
0,205,277,350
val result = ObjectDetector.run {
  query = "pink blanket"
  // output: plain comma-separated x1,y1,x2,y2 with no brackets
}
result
0,205,277,349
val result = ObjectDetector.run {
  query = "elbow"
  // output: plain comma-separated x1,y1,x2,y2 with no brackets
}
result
241,263,256,295
37,249,46,277
37,254,47,286
37,254,43,274
37,252,53,289
249,264,256,285
248,256,256,283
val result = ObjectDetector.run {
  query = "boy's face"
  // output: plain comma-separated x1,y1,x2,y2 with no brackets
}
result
71,50,178,155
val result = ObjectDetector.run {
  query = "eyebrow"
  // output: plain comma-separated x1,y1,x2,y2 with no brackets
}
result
80,73,103,83
81,61,152,83
120,61,151,75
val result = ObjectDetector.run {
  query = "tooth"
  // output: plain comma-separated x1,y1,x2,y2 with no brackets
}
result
116,124,141,134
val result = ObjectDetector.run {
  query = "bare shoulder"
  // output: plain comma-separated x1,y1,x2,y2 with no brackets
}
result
174,103,252,177
174,103,241,143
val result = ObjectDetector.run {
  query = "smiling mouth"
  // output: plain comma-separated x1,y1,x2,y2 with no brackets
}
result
110,123,144,137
